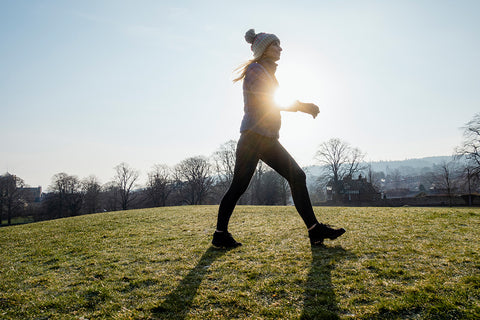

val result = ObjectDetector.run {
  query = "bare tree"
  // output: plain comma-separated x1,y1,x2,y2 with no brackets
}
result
0,173,26,225
175,156,213,205
212,140,237,190
279,175,290,205
347,147,365,177
48,173,83,217
82,175,102,214
388,169,403,190
457,166,480,205
146,164,173,207
365,164,383,192
456,113,480,195
250,160,266,204
259,169,285,205
315,138,366,202
433,160,459,206
102,181,120,212
114,162,140,210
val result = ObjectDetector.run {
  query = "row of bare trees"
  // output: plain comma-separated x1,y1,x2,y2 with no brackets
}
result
315,113,480,202
405,113,480,205
2,113,479,224
0,144,293,223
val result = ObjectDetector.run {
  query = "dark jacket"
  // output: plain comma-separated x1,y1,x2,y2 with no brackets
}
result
240,59,281,138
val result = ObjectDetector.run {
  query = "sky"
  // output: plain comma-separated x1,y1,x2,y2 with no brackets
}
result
1,0,479,190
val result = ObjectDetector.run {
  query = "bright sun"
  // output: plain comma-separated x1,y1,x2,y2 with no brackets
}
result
274,88,297,108
274,81,317,109
272,61,325,142
273,62,320,108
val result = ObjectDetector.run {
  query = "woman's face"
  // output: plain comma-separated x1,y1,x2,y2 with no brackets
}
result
264,41,282,61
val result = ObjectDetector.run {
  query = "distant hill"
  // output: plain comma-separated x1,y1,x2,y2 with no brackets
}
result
304,155,455,179
368,156,455,174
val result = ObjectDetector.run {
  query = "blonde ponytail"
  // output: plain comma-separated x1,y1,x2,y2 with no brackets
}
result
232,57,262,83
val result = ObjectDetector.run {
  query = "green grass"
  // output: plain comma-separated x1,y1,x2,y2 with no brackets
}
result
0,216,35,226
0,206,479,319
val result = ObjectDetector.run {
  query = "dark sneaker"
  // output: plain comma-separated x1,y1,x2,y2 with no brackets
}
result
212,231,242,248
308,223,345,246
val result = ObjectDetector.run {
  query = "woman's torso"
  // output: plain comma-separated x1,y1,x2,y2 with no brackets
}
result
239,59,281,139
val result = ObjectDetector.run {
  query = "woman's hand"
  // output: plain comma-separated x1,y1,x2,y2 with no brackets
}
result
296,101,320,119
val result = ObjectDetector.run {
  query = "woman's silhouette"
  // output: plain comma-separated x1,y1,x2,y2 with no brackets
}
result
213,29,345,248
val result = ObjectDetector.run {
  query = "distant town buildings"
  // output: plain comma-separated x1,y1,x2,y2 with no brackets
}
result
324,173,479,206
19,186,43,203
326,175,381,203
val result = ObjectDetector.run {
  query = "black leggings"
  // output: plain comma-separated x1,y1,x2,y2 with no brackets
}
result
216,130,319,232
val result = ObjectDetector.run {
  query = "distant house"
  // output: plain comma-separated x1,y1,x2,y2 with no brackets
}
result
327,175,381,203
19,186,43,203
384,188,417,199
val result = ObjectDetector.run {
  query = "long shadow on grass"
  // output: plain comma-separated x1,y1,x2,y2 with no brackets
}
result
151,246,227,319
301,245,354,320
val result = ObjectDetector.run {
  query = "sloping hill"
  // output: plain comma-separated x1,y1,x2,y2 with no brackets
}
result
0,206,479,319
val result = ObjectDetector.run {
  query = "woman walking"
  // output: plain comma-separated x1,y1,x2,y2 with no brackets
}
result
213,29,345,248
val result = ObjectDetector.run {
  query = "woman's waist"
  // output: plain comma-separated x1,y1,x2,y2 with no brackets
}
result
243,104,280,116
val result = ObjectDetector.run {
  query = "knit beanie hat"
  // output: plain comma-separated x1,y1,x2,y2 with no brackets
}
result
245,29,280,59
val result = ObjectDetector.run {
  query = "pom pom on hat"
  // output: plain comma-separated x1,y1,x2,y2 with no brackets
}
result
245,29,257,44
244,28,280,59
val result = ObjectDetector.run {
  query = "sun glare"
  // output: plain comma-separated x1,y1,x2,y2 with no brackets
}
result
272,59,327,144
274,79,317,109
274,88,297,108
274,60,320,109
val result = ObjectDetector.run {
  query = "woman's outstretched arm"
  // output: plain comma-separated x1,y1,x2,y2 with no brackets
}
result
281,100,320,119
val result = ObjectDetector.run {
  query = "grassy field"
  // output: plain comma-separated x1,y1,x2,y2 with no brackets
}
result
0,206,479,319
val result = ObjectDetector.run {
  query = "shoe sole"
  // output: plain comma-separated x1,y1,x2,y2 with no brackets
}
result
211,243,242,249
328,228,346,240
310,228,346,245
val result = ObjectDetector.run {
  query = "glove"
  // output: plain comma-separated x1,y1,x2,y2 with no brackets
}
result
295,101,320,119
